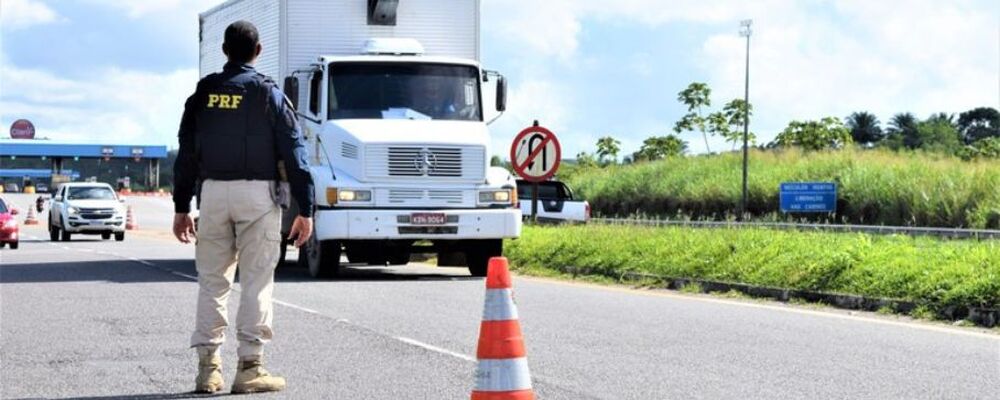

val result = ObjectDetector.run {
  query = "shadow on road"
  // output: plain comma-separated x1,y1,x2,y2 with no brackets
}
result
1,258,479,284
14,393,226,400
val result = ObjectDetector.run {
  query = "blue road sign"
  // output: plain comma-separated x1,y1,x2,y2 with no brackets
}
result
780,182,837,213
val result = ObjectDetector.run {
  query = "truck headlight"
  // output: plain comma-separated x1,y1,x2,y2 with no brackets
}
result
338,189,372,202
479,189,513,204
68,206,80,215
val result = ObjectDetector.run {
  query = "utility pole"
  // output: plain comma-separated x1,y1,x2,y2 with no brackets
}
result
739,19,752,221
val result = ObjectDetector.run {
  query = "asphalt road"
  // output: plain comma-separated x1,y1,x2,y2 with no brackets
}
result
1,194,998,399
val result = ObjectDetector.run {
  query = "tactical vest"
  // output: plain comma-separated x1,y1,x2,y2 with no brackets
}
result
194,67,279,182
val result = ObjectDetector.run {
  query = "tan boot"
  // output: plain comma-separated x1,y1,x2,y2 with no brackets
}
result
231,356,286,394
194,347,224,393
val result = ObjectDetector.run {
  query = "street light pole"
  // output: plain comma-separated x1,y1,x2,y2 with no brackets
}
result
739,19,752,221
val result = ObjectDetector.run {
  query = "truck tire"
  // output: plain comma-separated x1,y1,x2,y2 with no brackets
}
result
60,229,72,242
344,243,369,264
466,239,503,277
9,241,17,250
102,232,111,240
300,233,341,278
115,232,125,242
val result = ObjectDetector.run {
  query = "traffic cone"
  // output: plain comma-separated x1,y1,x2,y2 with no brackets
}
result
125,205,137,230
23,206,39,225
471,257,534,400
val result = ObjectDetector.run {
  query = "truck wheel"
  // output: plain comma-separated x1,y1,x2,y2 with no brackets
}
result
102,232,111,240
466,240,503,277
60,229,72,242
9,241,18,250
300,233,341,278
115,232,125,242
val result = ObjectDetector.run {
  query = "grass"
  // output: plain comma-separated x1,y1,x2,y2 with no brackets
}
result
505,224,1000,313
562,148,1000,229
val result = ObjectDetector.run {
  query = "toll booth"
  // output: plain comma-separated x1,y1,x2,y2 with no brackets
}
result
0,140,168,190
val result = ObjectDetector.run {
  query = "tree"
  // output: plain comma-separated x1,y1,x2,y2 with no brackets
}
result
845,111,884,145
632,135,687,161
885,112,919,149
490,155,503,167
773,117,852,151
673,82,713,153
595,136,621,165
913,118,962,154
575,152,598,168
708,99,756,149
957,107,1000,144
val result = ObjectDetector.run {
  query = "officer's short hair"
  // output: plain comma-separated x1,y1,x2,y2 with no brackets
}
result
223,20,259,64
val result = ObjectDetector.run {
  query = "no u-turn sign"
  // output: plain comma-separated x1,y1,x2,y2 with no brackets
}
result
510,124,561,182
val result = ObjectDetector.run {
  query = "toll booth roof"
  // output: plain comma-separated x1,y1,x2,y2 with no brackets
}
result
0,140,168,159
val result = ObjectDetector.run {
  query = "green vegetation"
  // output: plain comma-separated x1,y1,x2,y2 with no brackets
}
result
506,225,1000,312
564,147,1000,229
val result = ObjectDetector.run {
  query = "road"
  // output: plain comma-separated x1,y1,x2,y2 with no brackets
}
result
1,193,998,399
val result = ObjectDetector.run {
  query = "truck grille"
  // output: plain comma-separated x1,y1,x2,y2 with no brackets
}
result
386,189,465,205
365,145,485,181
80,208,116,220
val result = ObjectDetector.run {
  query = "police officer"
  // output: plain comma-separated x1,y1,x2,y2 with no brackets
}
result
172,20,314,394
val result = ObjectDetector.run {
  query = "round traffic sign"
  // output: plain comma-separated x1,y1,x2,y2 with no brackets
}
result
510,125,561,182
9,119,35,139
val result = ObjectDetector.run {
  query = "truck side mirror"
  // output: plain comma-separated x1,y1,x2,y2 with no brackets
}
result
283,76,299,110
496,76,507,112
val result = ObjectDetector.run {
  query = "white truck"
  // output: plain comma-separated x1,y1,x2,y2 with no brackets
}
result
199,0,521,278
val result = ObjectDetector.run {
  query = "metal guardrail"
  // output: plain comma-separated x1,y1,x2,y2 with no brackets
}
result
590,218,1000,239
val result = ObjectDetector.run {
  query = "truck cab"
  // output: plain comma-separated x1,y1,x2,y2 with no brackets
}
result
286,44,519,277
199,0,518,278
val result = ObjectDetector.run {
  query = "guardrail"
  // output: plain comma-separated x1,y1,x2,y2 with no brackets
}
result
590,218,1000,239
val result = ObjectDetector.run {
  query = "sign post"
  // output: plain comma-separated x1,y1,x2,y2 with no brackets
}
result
779,182,837,214
510,121,561,223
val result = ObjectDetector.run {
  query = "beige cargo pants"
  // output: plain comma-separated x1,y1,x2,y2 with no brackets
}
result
190,180,281,358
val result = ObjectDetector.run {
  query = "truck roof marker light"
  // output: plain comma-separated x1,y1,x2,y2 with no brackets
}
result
361,38,424,56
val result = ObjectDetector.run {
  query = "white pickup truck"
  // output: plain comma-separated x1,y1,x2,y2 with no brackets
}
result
48,182,127,242
200,0,520,277
517,179,590,223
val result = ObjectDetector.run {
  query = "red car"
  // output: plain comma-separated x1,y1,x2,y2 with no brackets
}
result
0,197,20,249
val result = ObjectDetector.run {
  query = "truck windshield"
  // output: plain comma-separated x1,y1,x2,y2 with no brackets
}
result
328,62,482,121
68,187,116,200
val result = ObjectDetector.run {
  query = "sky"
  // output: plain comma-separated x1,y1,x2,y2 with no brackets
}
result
1,0,998,159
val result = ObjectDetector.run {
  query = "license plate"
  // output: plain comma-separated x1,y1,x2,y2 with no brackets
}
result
411,213,446,225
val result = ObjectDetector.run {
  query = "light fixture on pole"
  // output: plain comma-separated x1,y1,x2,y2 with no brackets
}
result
739,19,752,221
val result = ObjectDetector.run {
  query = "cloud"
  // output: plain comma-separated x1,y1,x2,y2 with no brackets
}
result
81,0,223,18
0,0,64,30
1,57,198,146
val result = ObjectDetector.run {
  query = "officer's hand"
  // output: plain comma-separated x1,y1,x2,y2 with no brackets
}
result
288,215,313,248
173,213,197,244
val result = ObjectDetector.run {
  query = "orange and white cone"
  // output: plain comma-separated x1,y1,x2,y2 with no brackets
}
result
125,205,137,230
471,257,534,400
23,206,39,225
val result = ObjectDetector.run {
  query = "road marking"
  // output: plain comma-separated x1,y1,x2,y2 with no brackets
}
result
518,276,1000,341
396,336,475,362
34,240,481,364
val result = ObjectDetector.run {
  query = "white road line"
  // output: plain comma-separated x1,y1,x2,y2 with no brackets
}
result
47,243,480,363
396,336,476,362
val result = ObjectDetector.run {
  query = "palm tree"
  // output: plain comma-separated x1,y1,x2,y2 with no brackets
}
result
887,112,919,149
845,112,884,145
595,136,621,164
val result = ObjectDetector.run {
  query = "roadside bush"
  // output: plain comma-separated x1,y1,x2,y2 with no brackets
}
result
567,148,1000,229
506,225,1000,310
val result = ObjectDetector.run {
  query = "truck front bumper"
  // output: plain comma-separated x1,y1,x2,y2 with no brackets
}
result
315,208,521,240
